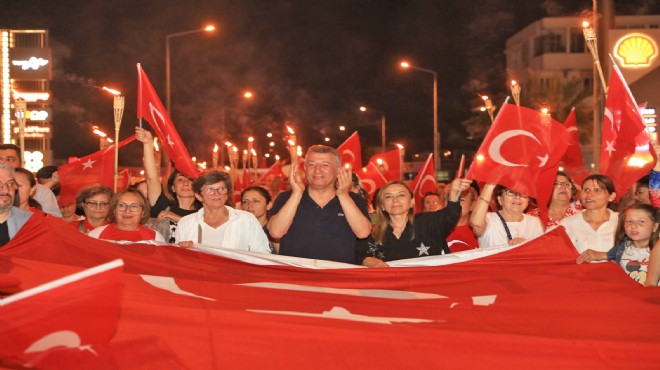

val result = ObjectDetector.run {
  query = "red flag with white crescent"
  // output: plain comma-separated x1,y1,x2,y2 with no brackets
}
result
600,59,656,199
411,154,436,212
136,63,199,179
368,148,402,182
337,131,362,170
357,162,387,197
466,103,569,207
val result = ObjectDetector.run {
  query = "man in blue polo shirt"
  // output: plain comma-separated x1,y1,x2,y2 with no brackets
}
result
268,145,371,264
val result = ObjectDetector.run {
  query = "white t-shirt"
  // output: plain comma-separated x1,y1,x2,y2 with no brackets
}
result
478,212,544,248
559,210,618,254
619,243,650,285
175,206,271,253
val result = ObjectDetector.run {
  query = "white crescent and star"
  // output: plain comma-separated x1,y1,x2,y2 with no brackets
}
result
487,129,549,167
361,179,377,195
416,175,436,197
604,107,615,132
341,149,355,166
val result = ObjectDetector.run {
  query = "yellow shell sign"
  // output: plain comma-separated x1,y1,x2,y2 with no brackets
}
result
614,33,658,68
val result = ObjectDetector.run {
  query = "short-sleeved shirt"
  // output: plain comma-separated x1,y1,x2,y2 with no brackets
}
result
559,210,618,254
271,189,369,264
478,212,544,248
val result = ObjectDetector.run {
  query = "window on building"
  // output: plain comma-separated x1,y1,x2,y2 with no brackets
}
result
533,30,566,56
569,28,587,53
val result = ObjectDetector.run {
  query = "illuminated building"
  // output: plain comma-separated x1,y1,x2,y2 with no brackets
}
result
0,29,52,169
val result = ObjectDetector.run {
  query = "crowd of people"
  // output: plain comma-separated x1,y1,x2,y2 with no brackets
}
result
0,128,659,287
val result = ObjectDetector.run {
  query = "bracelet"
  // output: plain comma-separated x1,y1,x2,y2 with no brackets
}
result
478,197,490,204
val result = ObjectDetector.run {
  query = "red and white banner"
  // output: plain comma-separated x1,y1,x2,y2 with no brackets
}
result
1,216,660,368
137,63,199,179
560,108,590,186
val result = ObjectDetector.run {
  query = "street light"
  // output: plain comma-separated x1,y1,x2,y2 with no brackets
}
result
165,24,216,114
400,60,439,174
359,106,386,153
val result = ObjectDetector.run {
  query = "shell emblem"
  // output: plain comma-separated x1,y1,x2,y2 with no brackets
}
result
614,33,658,68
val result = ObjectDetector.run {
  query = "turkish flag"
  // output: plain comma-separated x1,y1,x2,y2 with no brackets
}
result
560,108,590,186
337,131,362,170
58,136,135,205
0,259,123,368
257,160,284,184
600,60,656,199
137,63,199,179
411,154,436,212
466,103,569,207
368,148,402,182
357,162,388,197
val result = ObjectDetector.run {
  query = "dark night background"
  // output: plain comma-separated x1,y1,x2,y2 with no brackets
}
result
0,0,657,168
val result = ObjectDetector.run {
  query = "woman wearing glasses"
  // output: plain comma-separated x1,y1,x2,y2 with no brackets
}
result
559,174,618,254
527,171,582,229
88,188,165,242
469,183,543,248
176,171,270,253
72,184,113,233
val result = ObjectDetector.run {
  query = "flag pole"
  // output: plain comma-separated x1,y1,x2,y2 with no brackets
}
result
113,95,125,192
137,64,143,129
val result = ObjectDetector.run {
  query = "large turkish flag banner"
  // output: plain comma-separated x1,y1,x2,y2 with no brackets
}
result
467,103,569,206
600,60,656,199
337,131,362,170
2,215,660,368
137,64,199,179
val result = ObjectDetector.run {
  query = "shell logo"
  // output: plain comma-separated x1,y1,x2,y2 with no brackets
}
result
614,33,658,68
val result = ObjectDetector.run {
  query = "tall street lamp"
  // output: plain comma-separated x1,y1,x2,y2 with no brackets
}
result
359,106,386,153
400,61,439,174
164,24,215,176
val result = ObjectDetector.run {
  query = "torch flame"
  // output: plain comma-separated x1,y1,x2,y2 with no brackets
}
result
248,136,254,142
286,125,295,135
511,80,517,86
153,138,160,151
225,141,233,147
288,139,295,146
582,20,591,29
213,143,219,152
251,148,257,156
232,146,238,152
102,86,121,95
481,95,489,101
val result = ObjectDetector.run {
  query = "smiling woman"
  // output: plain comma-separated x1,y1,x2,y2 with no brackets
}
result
87,189,165,242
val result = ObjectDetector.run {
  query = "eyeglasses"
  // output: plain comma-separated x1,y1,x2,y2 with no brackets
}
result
554,181,572,188
116,203,143,212
202,186,228,195
0,180,17,190
502,189,530,199
84,201,110,208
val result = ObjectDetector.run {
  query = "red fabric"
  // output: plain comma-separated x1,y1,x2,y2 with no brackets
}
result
2,217,660,368
368,148,402,182
446,224,478,252
58,137,135,205
97,224,157,242
68,219,109,233
337,131,362,170
601,61,656,200
560,108,590,185
466,103,569,221
232,170,245,206
136,64,199,179
357,162,387,197
411,154,436,212
257,160,284,184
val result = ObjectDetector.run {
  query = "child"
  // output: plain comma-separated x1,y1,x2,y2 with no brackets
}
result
577,204,659,284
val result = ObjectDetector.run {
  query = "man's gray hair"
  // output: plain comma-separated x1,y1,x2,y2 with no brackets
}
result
305,145,340,167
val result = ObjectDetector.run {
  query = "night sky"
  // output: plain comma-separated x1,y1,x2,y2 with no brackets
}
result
1,0,657,167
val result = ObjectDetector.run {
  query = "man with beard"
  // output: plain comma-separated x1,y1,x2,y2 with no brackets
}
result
0,164,32,247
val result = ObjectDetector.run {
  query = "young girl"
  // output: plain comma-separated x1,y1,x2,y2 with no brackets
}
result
577,204,659,284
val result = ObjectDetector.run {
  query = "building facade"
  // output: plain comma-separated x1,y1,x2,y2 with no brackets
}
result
0,29,52,171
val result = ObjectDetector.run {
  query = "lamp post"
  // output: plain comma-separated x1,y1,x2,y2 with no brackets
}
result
400,61,439,174
14,97,26,167
165,25,215,176
359,106,386,153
